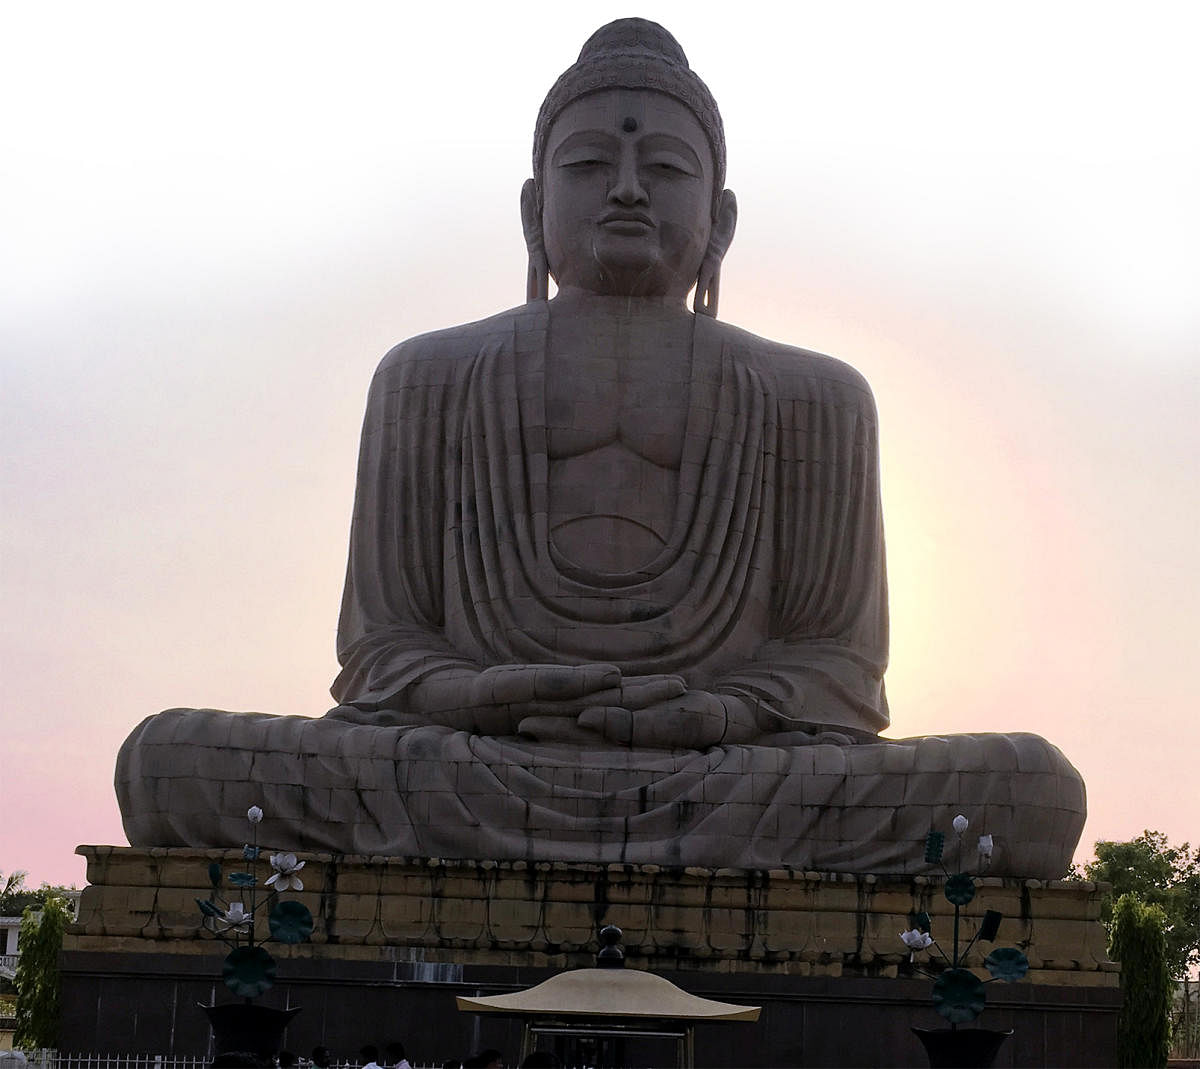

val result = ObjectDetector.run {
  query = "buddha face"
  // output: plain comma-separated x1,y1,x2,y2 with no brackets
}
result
539,89,718,300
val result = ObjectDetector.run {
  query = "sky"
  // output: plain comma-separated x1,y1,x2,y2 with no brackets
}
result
2,1,1197,890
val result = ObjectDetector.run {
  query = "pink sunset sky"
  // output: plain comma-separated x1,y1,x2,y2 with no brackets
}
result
2,3,1197,889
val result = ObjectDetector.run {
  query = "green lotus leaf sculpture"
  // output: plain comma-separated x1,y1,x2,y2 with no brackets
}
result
924,830,945,864
984,946,1030,982
931,967,986,1024
943,872,976,906
222,945,277,998
196,897,223,919
269,900,314,944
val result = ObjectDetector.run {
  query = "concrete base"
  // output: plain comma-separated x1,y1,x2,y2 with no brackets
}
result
60,847,1120,1067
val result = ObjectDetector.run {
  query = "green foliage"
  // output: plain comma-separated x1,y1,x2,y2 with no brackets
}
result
13,892,72,1048
2,871,77,917
1085,831,1200,981
1110,894,1172,1069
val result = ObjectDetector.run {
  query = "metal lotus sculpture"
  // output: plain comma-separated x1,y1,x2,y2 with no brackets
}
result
196,805,314,999
902,814,1030,1026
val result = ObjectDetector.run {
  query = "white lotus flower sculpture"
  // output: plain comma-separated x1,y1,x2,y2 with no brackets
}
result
900,928,934,951
266,852,305,892
220,902,253,933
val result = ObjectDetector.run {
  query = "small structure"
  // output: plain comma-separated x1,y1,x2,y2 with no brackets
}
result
456,927,759,1068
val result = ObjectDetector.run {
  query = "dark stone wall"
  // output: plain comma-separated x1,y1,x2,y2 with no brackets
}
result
59,950,1118,1067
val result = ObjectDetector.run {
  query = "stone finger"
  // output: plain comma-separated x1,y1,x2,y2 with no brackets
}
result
619,675,688,709
578,706,634,745
517,716,602,743
532,663,621,699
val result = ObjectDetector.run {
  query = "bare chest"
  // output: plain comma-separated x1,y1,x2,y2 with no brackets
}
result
544,331,691,466
544,318,693,571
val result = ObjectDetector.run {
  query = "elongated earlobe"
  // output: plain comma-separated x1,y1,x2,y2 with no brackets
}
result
520,179,549,302
694,189,737,318
693,266,720,317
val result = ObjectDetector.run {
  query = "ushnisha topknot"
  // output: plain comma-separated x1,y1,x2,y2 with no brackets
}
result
533,18,726,199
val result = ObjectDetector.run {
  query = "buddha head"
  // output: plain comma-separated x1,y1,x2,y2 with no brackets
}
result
522,19,738,314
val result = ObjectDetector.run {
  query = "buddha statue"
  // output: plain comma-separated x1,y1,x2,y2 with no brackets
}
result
117,19,1085,878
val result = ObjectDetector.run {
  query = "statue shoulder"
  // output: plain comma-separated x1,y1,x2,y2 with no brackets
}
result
373,304,536,379
709,318,878,413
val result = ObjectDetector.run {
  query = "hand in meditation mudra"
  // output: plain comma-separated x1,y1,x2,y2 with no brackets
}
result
119,20,1085,877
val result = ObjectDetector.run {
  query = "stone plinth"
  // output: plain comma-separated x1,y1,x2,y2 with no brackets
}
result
61,847,1119,1066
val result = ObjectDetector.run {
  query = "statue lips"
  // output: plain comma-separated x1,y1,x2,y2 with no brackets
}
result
599,210,655,235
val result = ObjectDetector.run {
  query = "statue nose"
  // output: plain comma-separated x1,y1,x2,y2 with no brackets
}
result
609,156,648,206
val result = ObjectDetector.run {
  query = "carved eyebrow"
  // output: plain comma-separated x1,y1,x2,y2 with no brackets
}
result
550,130,620,165
637,134,703,172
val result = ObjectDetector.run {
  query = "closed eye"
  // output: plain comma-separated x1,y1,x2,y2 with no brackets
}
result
643,156,697,178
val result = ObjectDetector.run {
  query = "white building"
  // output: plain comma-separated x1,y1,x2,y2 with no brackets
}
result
0,893,81,982
0,918,20,982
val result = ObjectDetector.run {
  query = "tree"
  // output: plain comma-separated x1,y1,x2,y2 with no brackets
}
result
1110,894,1172,1068
13,892,71,1049
1084,831,1200,982
1,871,35,916
1,871,71,919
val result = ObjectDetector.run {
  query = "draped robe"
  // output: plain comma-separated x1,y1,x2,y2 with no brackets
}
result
332,302,890,736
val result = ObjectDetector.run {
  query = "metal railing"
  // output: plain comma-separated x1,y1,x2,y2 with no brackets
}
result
17,1056,209,1069
12,1057,451,1069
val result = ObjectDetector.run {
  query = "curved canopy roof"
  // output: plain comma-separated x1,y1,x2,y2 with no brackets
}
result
456,968,760,1022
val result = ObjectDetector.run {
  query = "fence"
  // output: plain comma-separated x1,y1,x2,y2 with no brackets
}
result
16,1056,209,1069
13,1057,447,1069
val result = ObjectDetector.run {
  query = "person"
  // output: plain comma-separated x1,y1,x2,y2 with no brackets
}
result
359,1046,381,1069
309,1049,332,1069
384,1043,412,1069
115,18,1085,878
463,1052,504,1069
277,1054,297,1069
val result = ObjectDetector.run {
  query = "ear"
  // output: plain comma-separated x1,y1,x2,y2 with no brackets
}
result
694,189,738,317
521,179,549,302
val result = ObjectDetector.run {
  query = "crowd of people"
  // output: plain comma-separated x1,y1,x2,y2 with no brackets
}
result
260,1043,562,1069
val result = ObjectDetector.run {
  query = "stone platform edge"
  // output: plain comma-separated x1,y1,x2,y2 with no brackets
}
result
67,845,1118,985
